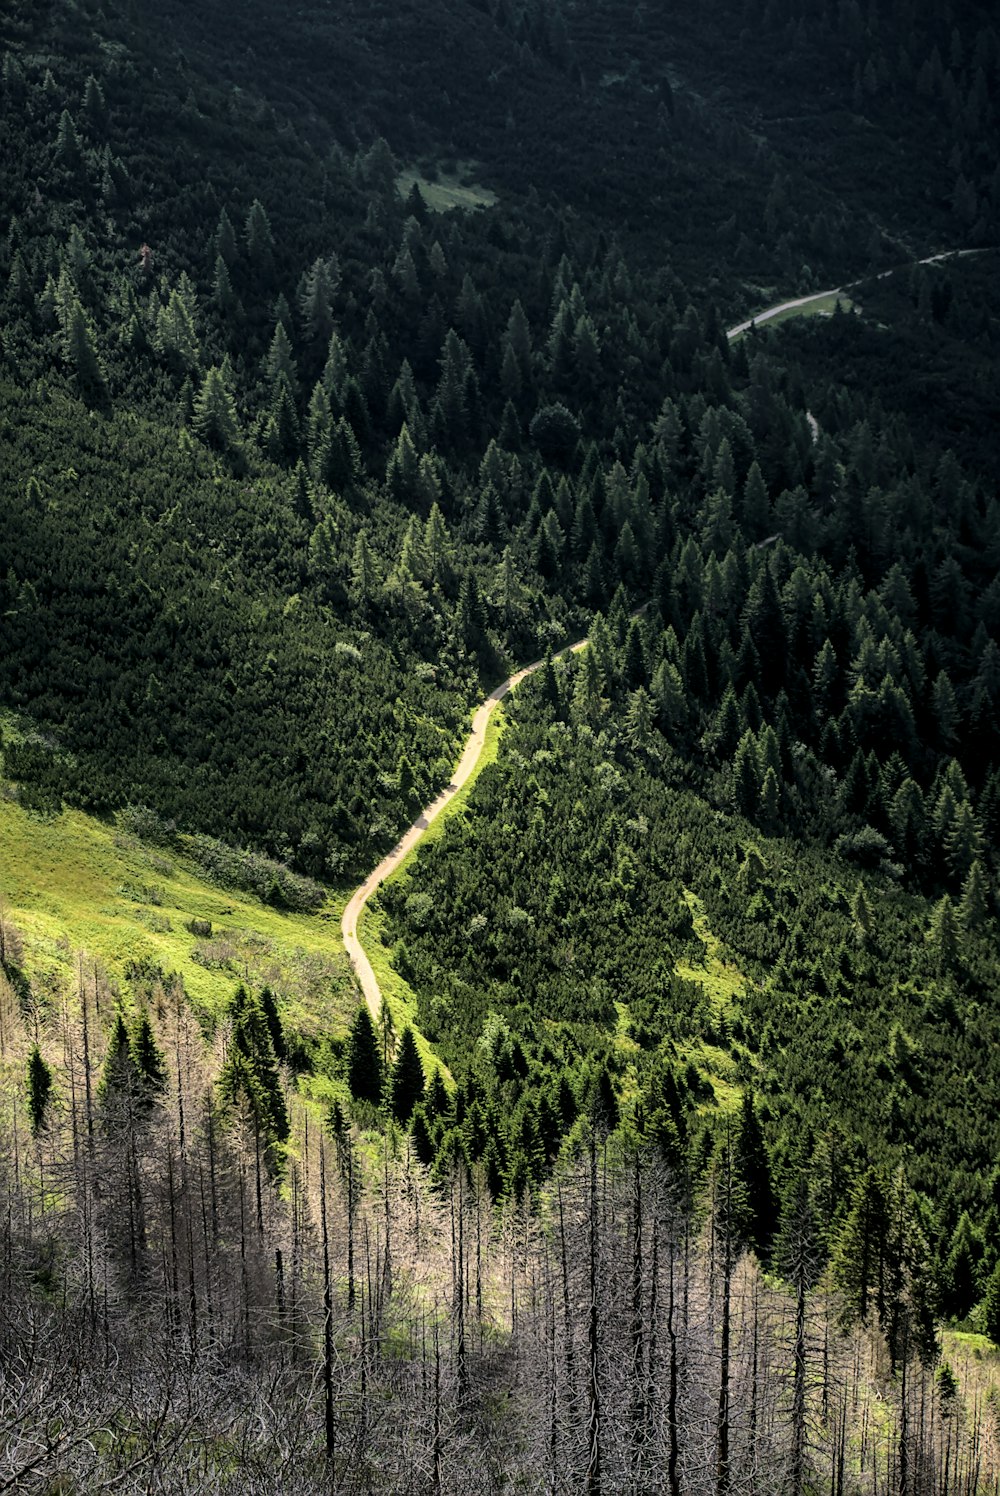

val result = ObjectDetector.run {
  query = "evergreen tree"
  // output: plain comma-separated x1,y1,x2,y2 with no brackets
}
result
351,530,380,606
130,1012,167,1104
55,109,83,171
984,1260,1000,1346
26,1045,53,1134
929,895,959,973
62,296,107,401
347,1003,383,1104
831,1167,888,1325
193,366,239,450
218,985,289,1145
389,1026,425,1122
959,860,990,930
245,198,275,271
732,730,761,818
941,1211,984,1320
215,207,238,265
624,687,654,751
733,1090,777,1258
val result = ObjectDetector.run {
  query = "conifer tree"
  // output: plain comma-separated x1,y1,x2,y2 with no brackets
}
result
130,1012,166,1103
193,366,239,450
245,198,275,271
26,1045,53,1134
389,1026,425,1122
347,1003,383,1104
984,1260,1000,1346
55,109,83,170
218,985,289,1145
929,894,959,973
959,859,990,930
215,207,238,265
732,731,761,818
733,1089,777,1258
62,296,107,402
351,531,380,606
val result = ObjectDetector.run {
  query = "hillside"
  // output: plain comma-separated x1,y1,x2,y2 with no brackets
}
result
2,0,1000,1488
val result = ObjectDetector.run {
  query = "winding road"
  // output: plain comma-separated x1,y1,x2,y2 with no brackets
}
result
726,246,991,342
341,244,993,1022
341,635,591,1021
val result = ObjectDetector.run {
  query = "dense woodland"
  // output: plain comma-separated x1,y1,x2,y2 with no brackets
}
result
2,0,1000,1486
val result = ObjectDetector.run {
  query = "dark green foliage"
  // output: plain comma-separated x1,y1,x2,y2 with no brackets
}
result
388,1026,424,1122
733,1090,777,1259
218,985,290,1145
130,1013,167,1101
984,1261,1000,1347
346,1004,383,1105
26,1045,53,1133
2,0,1000,1360
941,1211,984,1321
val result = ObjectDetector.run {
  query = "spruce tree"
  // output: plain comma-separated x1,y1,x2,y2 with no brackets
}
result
130,1012,166,1104
389,1026,425,1122
26,1045,53,1134
347,1003,383,1104
733,1089,777,1258
193,366,239,450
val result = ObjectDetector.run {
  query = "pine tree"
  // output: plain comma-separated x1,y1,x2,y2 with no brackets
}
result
26,1045,53,1133
959,860,990,931
265,322,297,391
389,1026,425,1122
732,730,761,818
831,1166,888,1325
130,1012,167,1104
456,569,486,649
218,985,289,1145
386,423,420,504
55,109,83,171
351,531,380,606
625,687,654,751
245,198,275,270
98,1013,140,1116
424,502,452,587
298,255,339,342
193,366,239,450
929,895,959,973
851,882,873,945
733,1090,777,1258
215,208,238,265
983,1260,1000,1345
758,765,780,831
347,1003,383,1104
941,1211,984,1320
62,296,107,401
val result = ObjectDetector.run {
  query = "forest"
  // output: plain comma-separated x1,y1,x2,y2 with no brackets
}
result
2,0,1000,1486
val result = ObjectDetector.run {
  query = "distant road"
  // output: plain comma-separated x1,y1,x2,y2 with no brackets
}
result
726,246,993,341
341,635,590,1021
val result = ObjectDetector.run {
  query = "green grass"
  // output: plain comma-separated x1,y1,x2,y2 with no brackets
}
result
396,162,497,213
0,794,356,1036
676,888,748,1013
762,291,857,326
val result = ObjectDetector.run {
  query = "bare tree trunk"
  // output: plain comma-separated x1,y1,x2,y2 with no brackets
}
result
791,1272,806,1496
630,1152,645,1460
667,1232,681,1496
585,1131,602,1496
319,1142,336,1464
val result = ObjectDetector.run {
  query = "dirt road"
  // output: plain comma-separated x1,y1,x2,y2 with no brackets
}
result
340,634,590,1021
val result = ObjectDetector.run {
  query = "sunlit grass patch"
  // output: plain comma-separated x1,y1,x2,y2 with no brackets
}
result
0,795,355,1035
396,161,497,212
